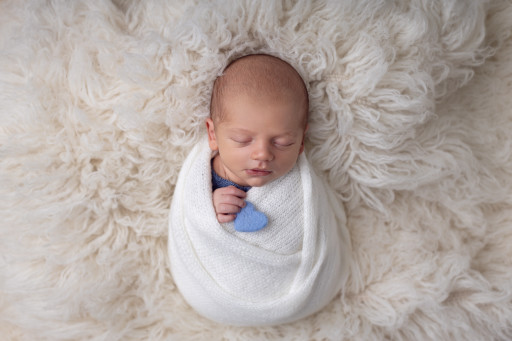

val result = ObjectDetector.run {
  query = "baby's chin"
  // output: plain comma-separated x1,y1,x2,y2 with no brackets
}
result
244,176,276,187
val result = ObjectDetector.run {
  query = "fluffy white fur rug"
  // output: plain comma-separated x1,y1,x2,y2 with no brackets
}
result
1,0,511,339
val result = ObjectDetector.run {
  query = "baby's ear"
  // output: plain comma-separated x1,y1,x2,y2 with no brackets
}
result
206,118,219,151
299,124,309,154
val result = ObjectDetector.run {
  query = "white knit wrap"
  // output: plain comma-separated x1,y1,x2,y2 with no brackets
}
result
168,138,350,326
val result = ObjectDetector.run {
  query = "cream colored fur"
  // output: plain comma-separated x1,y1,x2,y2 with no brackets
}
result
1,0,511,339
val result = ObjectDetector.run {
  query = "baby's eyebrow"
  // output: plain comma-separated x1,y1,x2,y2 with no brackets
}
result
227,128,254,135
228,128,297,138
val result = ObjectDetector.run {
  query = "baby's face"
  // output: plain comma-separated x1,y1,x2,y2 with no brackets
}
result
207,92,307,187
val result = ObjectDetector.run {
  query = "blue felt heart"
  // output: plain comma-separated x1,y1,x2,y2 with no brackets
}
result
234,201,268,232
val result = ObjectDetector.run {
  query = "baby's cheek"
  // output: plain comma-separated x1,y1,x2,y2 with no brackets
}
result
234,150,250,164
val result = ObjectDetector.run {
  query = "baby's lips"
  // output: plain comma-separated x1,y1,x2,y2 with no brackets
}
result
246,169,272,176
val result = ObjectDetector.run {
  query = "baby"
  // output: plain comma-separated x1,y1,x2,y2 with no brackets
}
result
206,54,309,224
168,53,348,326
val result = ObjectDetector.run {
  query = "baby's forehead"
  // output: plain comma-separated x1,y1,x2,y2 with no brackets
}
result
219,92,306,133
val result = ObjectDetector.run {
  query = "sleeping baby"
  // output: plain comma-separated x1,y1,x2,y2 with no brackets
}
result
168,54,350,326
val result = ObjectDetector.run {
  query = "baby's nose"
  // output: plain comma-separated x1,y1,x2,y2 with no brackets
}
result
251,141,274,161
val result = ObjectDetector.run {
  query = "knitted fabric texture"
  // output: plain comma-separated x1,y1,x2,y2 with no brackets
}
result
168,138,351,326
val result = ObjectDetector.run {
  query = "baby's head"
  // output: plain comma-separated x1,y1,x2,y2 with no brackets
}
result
206,54,309,187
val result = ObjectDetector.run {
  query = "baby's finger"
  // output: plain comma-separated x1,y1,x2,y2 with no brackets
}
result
222,186,247,198
217,203,242,214
220,195,246,209
217,213,236,223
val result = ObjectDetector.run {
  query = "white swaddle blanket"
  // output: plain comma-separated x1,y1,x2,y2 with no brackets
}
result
168,138,350,326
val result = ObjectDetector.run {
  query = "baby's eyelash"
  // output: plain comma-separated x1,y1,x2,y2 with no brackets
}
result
231,138,251,144
274,141,294,147
229,137,294,147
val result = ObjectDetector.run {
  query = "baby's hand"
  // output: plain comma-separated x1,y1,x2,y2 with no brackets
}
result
212,186,247,223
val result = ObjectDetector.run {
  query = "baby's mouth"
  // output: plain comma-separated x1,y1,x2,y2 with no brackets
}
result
246,168,272,176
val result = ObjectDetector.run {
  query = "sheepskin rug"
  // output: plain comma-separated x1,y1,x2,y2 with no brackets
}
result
1,0,512,339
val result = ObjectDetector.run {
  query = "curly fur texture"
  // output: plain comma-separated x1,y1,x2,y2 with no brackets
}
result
1,0,512,339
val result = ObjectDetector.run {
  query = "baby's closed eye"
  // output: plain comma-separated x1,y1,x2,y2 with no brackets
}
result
273,139,295,147
229,135,295,148
230,137,252,145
